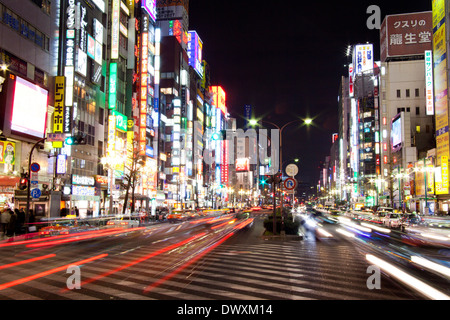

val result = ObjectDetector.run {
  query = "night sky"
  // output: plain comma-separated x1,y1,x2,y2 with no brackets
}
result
188,0,432,186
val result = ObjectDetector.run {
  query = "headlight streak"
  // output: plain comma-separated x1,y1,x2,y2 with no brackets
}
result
336,228,355,238
410,256,450,279
361,223,391,234
366,254,450,300
0,254,108,291
316,227,333,238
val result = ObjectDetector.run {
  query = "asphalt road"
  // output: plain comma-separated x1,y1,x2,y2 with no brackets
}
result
0,210,447,301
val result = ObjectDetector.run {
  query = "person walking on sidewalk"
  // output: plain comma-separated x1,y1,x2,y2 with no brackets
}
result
6,209,17,237
0,207,10,238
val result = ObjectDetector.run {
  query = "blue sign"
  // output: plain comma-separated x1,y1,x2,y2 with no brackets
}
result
31,188,41,199
31,163,40,172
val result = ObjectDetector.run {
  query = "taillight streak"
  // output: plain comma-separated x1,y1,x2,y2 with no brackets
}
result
0,254,108,291
0,254,56,270
26,227,146,248
61,232,207,292
233,218,254,230
144,232,234,293
0,227,126,248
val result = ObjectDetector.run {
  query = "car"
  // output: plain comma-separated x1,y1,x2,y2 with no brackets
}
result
39,223,70,236
167,211,188,223
250,206,262,212
373,211,388,223
106,217,140,228
400,213,425,230
383,213,402,228
234,211,254,229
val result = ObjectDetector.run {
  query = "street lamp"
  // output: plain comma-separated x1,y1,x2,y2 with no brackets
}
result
250,117,312,234
100,155,123,215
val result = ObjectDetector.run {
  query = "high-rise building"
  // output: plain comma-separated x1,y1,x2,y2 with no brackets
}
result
379,11,434,211
0,0,58,216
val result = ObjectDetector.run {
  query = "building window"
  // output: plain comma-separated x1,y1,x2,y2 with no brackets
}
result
416,107,420,115
406,89,410,97
415,88,420,97
397,90,401,98
416,126,420,133
407,107,410,112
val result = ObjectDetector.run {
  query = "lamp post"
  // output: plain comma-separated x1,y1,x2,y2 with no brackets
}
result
100,155,123,215
250,118,312,234
25,137,47,232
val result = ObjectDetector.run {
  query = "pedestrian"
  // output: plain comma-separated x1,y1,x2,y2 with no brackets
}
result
6,209,17,237
16,208,25,234
75,206,79,217
0,207,10,237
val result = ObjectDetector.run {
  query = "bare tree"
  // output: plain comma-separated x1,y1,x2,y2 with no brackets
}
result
122,150,146,214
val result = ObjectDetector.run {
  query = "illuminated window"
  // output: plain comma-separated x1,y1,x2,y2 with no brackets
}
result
416,126,420,133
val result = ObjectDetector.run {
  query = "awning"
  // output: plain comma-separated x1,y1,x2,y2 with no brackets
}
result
0,175,20,186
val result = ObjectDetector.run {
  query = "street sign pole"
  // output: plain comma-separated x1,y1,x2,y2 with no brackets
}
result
26,137,46,233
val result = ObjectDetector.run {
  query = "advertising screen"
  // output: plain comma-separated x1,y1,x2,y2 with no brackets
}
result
11,76,48,139
391,116,402,149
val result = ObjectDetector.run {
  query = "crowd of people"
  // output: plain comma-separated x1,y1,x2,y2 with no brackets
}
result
0,207,35,238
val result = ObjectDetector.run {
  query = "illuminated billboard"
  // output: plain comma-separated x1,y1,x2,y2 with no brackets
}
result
380,12,432,62
352,44,374,75
391,115,402,150
142,0,157,23
433,0,449,194
188,31,204,78
11,76,48,139
236,158,250,171
211,86,226,115
424,50,434,115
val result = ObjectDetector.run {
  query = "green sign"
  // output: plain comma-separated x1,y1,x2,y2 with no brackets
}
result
109,63,117,109
112,110,127,132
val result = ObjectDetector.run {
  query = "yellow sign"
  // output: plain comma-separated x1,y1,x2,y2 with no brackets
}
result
442,156,448,190
53,76,65,148
0,141,15,165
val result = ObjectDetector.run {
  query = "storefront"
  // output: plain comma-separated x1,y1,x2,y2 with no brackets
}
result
0,175,18,209
67,175,101,218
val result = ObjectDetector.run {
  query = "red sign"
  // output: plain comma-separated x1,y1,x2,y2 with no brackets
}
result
380,12,432,62
236,158,249,171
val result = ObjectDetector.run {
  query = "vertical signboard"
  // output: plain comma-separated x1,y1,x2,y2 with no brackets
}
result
53,76,65,148
109,63,117,109
111,0,120,59
188,31,204,78
139,16,149,157
352,44,374,75
433,0,449,194
425,50,434,115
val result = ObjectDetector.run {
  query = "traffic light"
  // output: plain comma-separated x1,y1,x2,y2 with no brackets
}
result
211,130,227,141
19,173,28,190
211,132,221,141
65,133,87,146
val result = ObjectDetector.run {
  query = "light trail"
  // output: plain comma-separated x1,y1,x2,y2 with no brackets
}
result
0,254,56,270
366,254,450,300
0,253,108,291
143,232,234,293
25,227,147,248
61,232,207,292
